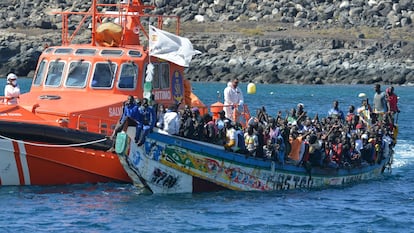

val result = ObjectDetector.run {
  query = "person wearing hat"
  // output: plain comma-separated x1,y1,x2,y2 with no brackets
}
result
4,73,20,105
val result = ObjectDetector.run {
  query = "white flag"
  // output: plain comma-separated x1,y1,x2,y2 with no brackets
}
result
149,26,201,67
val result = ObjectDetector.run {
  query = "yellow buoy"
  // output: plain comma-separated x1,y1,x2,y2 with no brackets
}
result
247,83,256,94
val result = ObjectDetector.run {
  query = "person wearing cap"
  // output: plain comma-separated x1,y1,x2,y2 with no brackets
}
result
223,78,244,120
4,73,20,105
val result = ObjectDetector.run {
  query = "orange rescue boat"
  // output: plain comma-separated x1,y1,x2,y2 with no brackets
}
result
0,0,205,185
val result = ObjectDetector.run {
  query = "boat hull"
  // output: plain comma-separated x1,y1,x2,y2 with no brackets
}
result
117,130,392,194
0,121,131,185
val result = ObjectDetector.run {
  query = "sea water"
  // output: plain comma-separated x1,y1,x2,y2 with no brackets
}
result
0,78,413,233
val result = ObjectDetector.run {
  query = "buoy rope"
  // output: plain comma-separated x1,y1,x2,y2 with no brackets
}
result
0,134,108,148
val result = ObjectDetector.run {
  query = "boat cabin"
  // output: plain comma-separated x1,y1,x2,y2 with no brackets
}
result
9,0,205,136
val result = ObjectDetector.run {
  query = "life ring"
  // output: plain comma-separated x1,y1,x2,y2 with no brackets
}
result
39,95,61,100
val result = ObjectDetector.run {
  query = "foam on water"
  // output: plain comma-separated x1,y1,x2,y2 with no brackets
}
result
393,140,414,168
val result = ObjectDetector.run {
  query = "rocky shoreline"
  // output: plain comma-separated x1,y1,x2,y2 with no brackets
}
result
0,0,413,85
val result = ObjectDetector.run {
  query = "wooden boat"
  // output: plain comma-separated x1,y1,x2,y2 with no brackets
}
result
116,126,394,194
0,0,204,185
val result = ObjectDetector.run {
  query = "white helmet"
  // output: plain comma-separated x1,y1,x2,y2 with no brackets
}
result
7,73,17,81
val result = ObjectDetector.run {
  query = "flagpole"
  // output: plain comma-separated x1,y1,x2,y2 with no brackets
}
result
144,24,154,102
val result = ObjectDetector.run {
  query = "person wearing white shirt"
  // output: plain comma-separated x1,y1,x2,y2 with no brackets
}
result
163,104,180,135
223,78,244,120
4,73,20,105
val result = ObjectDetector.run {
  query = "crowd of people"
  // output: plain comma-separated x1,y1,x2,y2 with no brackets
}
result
110,80,399,171
152,82,399,170
2,73,399,170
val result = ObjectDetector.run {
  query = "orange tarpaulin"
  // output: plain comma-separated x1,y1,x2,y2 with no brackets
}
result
96,22,123,47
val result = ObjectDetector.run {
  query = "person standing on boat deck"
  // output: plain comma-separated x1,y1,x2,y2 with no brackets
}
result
327,100,345,121
163,104,181,135
385,86,400,123
3,73,20,105
135,98,156,146
223,78,244,120
373,84,388,124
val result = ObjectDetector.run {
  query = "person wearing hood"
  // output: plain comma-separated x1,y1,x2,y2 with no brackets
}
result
4,73,20,105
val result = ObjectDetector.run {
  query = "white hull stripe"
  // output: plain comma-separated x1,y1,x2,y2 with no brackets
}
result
0,140,31,185
18,142,31,185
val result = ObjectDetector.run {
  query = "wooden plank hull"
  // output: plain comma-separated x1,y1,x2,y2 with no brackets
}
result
117,130,393,194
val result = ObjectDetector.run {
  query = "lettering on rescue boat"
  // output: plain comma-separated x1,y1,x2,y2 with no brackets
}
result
153,90,171,100
109,106,123,117
0,113,23,117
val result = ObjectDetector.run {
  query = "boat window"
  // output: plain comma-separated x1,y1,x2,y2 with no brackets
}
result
43,47,54,54
91,62,117,88
33,60,47,86
150,63,170,89
100,123,108,135
54,48,73,54
75,49,97,56
118,62,138,89
45,60,65,87
101,50,123,56
128,50,142,57
65,61,90,88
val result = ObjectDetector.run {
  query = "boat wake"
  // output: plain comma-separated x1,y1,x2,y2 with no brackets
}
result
393,139,414,168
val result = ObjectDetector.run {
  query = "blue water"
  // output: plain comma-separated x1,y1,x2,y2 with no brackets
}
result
1,78,413,233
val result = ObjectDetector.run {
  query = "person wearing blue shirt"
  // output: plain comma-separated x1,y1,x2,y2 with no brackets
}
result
135,98,156,146
108,95,138,152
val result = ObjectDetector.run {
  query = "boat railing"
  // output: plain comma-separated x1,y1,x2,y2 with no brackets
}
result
73,113,118,136
53,0,180,46
221,103,251,129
